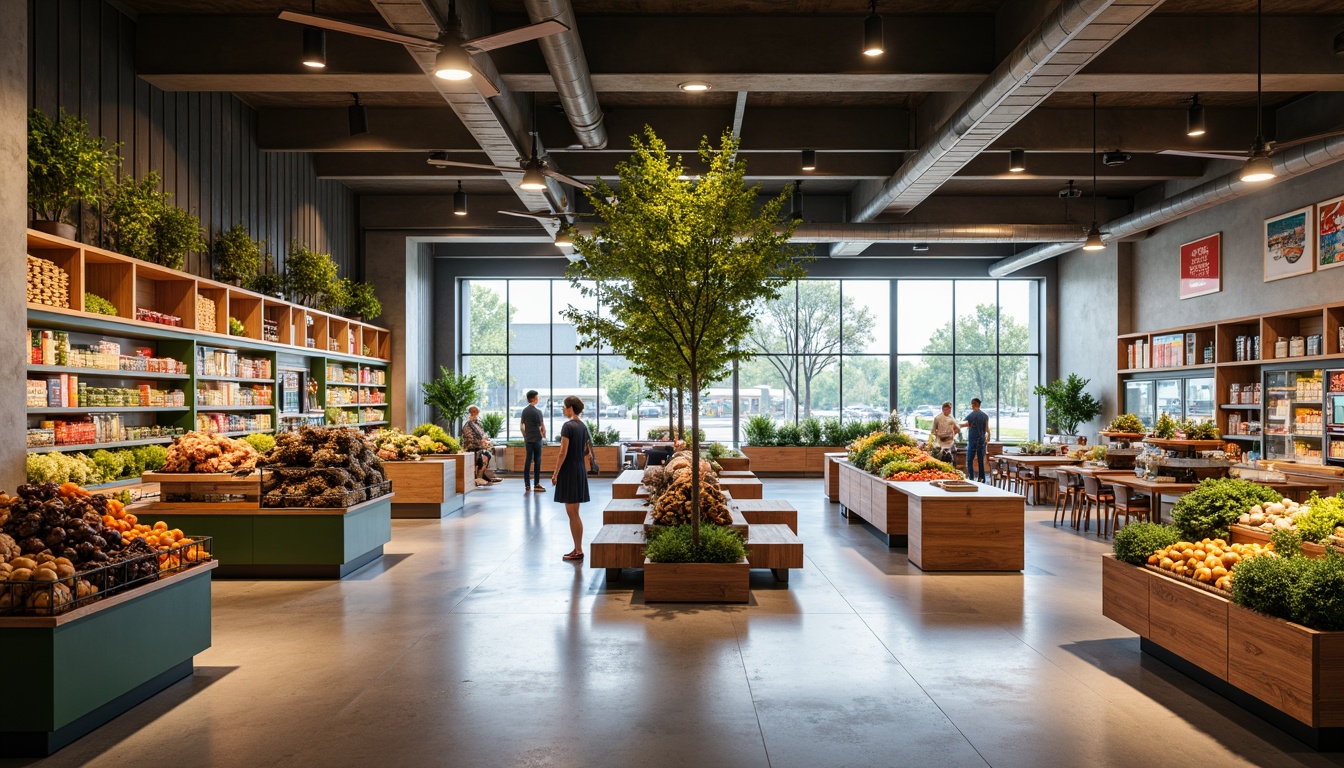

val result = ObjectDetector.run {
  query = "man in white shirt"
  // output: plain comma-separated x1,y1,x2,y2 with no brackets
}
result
929,401,959,463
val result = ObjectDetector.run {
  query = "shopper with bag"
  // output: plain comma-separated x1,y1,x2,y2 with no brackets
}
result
929,401,959,464
552,396,597,561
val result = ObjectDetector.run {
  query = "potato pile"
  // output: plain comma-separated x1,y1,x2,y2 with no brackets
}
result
260,426,388,507
0,553,100,614
196,293,217,331
1147,537,1275,591
1237,498,1303,532
163,432,260,473
651,467,731,527
27,254,70,308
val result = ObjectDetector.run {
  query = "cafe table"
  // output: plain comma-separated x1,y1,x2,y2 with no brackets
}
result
1003,455,1082,504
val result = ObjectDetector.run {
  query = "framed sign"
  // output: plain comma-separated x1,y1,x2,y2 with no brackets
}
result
1179,233,1221,299
1318,194,1344,271
1264,205,1315,282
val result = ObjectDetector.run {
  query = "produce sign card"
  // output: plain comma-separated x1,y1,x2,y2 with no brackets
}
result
1179,233,1220,299
1318,195,1344,271
1264,205,1315,282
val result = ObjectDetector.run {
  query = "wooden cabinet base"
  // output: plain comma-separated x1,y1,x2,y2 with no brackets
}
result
716,457,750,471
644,559,750,603
836,461,909,546
384,460,462,518
743,446,845,476
0,565,214,757
1102,555,1344,747
906,483,1025,571
822,453,846,501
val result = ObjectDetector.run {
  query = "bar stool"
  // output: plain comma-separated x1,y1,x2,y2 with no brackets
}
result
1079,475,1115,534
1109,483,1151,538
1053,470,1078,526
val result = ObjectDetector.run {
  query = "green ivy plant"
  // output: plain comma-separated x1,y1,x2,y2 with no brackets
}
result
1033,374,1103,436
27,108,121,225
100,172,205,269
212,223,266,285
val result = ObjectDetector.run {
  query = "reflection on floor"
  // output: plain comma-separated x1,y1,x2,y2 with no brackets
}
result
14,479,1336,767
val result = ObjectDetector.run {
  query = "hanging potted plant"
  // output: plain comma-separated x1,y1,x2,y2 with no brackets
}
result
27,108,121,240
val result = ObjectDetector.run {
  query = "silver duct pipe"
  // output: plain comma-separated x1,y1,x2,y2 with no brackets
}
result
988,133,1344,277
522,0,607,150
852,0,1121,222
790,222,1087,245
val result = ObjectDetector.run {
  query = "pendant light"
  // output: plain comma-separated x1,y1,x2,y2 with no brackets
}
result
792,181,804,222
1240,0,1277,183
434,28,473,80
801,149,817,171
301,1,326,68
1008,148,1026,173
1185,94,1205,137
348,93,368,136
554,227,573,249
863,0,884,57
1082,93,1105,252
453,180,468,216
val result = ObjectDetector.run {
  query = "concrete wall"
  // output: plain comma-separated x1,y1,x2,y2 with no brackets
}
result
364,231,434,430
1056,241,1133,441
1131,169,1344,329
1,0,26,490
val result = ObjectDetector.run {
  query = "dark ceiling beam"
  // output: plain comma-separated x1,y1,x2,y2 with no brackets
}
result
134,14,1344,95
261,105,1258,153
315,150,1203,182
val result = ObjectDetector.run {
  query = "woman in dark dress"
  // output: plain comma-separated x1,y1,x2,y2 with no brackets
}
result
551,395,595,561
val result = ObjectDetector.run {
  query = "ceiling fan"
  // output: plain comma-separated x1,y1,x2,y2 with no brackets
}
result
428,134,592,191
498,209,595,221
277,3,568,99
1160,131,1344,162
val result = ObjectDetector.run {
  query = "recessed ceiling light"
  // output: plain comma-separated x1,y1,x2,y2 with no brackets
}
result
678,82,712,92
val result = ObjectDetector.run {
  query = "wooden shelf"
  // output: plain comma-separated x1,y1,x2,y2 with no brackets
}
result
196,374,275,383
1118,364,1215,375
26,365,189,381
1223,434,1262,441
208,429,274,437
28,406,190,415
1220,404,1261,410
194,404,275,412
27,436,176,453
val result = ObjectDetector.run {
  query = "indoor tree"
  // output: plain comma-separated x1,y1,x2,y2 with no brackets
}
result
422,366,479,435
212,222,266,286
27,108,121,233
286,242,339,308
1033,373,1103,438
564,127,805,547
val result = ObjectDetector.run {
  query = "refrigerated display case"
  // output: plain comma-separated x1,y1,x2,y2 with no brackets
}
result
1264,368,1324,465
1124,380,1155,428
1326,369,1344,466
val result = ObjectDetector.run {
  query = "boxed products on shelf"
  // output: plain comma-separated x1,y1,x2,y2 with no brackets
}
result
360,408,385,423
196,294,217,332
135,308,183,327
357,388,386,405
28,378,185,408
195,383,273,407
360,367,385,385
196,412,273,434
262,318,280,342
326,386,356,405
197,347,271,379
28,331,188,373
26,254,70,308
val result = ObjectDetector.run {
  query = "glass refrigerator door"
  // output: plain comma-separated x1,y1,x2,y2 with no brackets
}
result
1156,379,1183,421
1124,380,1155,428
1264,369,1324,464
1185,377,1215,423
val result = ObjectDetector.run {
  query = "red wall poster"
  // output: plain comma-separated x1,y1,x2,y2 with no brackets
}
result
1179,233,1221,299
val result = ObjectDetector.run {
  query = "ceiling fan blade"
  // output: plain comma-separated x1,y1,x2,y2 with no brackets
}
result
1269,129,1344,152
498,210,559,221
427,159,519,173
470,65,502,99
544,169,592,190
1158,149,1250,161
462,19,569,54
277,11,440,49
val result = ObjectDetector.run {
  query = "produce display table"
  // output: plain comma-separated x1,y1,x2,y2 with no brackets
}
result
1003,455,1080,504
0,561,217,757
822,452,847,502
382,459,462,518
897,482,1025,571
142,494,393,578
1101,554,1344,749
141,471,259,501
837,459,910,546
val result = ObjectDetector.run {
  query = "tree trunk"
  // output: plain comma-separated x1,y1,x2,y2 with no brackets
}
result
804,375,812,419
676,385,685,442
690,369,701,549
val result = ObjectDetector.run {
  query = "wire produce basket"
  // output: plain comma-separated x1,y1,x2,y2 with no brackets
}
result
0,535,213,617
259,467,390,508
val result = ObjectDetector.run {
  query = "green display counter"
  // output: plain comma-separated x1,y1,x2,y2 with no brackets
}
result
0,561,217,757
147,494,393,578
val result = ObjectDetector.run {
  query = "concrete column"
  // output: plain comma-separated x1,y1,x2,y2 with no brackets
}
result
1056,241,1132,441
0,0,27,490
364,231,434,429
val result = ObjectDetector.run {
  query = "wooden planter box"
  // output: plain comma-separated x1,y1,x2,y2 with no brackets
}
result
836,460,908,546
0,562,216,757
822,452,847,501
383,459,462,518
423,453,476,494
146,494,393,579
643,558,750,603
1101,554,1344,745
141,471,260,502
717,456,750,471
507,444,623,476
742,446,846,476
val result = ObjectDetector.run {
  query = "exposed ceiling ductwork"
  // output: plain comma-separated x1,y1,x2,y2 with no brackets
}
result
789,223,1086,246
521,0,606,150
988,133,1344,276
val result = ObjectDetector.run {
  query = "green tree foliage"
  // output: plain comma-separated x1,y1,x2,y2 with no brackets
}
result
27,108,121,223
467,283,511,409
212,222,266,285
100,172,206,269
746,281,874,417
286,242,339,308
563,127,806,546
1033,373,1103,436
422,366,479,433
895,304,1030,412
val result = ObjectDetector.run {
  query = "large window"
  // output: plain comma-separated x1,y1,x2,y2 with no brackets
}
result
460,278,1040,445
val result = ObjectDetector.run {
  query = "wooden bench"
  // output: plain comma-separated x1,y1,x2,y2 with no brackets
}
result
718,476,763,500
732,499,798,534
747,524,804,582
718,470,756,479
603,499,650,525
612,469,645,499
590,524,647,580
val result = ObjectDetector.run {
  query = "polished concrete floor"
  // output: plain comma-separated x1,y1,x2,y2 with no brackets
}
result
11,479,1344,767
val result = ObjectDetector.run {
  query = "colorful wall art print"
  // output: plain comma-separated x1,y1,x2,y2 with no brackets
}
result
1318,195,1344,271
1179,233,1221,299
1264,205,1315,282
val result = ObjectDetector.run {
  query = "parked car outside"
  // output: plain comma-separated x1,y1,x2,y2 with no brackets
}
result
604,404,628,418
638,402,663,418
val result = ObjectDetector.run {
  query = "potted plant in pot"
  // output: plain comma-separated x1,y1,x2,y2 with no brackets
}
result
421,366,478,435
212,223,266,286
285,242,339,308
100,172,206,269
28,108,121,240
642,465,750,602
338,279,382,322
1033,374,1103,445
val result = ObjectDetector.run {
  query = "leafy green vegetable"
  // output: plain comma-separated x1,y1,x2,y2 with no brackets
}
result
411,423,461,453
1270,528,1304,558
241,432,275,453
1231,553,1300,619
134,444,167,472
1291,554,1344,631
228,317,246,336
1171,478,1282,540
84,293,117,316
1294,492,1344,544
1112,522,1180,564
26,451,100,485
